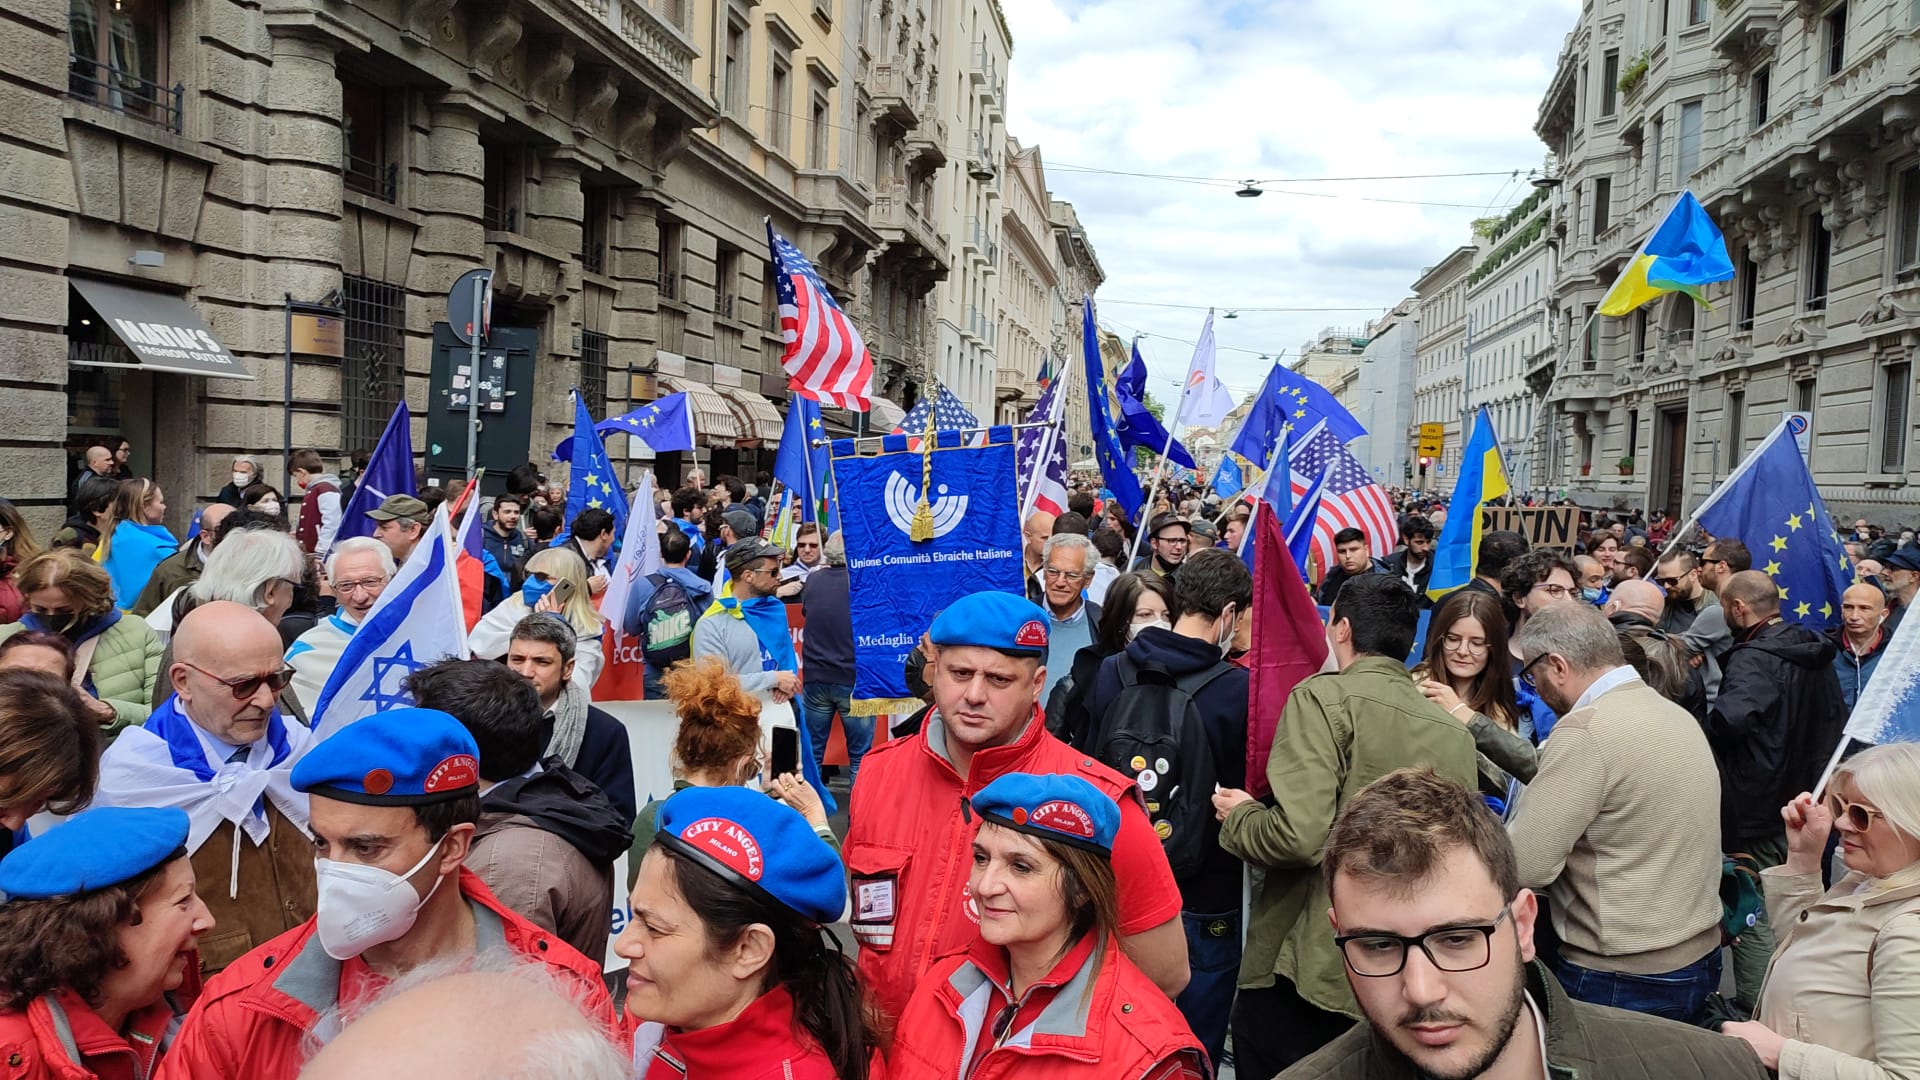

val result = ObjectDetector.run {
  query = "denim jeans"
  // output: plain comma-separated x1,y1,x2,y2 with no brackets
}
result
1174,908,1240,1069
798,681,871,785
1554,948,1721,1023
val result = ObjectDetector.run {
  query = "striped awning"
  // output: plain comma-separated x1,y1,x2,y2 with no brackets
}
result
657,376,739,445
714,385,784,444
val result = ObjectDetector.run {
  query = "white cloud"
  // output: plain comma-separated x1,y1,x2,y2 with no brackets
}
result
1004,0,1579,402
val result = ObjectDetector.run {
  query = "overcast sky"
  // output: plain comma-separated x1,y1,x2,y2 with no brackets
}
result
1003,0,1581,407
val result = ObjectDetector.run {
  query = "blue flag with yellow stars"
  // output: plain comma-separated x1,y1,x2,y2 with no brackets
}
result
1696,420,1850,630
1081,297,1146,523
560,388,629,541
1229,362,1368,471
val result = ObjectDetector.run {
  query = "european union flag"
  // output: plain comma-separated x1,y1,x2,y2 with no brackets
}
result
773,394,831,524
560,389,629,540
1113,343,1196,470
1229,362,1367,470
1696,420,1850,630
554,393,697,461
1081,297,1145,522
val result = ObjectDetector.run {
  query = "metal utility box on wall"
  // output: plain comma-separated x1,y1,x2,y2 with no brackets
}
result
425,321,538,494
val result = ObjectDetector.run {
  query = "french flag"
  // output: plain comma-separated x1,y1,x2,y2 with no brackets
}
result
447,479,486,632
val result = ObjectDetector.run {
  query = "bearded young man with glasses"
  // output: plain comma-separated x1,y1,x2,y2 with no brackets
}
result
1281,767,1767,1079
1505,603,1727,1025
285,538,394,715
96,601,317,974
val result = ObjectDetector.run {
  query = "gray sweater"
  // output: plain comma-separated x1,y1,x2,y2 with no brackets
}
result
691,609,786,693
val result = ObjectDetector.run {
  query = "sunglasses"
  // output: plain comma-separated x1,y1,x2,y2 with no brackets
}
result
1826,793,1886,832
1654,575,1684,589
182,662,297,699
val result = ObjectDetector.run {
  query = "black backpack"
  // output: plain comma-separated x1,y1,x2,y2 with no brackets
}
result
1089,654,1230,880
637,572,698,667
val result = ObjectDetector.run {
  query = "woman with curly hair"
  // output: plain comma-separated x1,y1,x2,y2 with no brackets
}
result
0,806,214,1079
627,656,836,888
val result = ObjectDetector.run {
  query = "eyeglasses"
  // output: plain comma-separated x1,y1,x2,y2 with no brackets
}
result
333,577,387,595
1041,567,1089,580
1702,558,1730,568
1337,907,1513,978
1826,793,1887,832
181,662,296,699
1518,651,1552,689
1441,634,1490,654
1530,582,1574,599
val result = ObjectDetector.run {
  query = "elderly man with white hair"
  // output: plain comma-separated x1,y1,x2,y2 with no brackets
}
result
285,537,395,715
1039,531,1101,702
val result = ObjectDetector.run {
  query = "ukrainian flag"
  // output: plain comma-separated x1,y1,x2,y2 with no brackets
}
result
1598,190,1735,316
1427,408,1509,599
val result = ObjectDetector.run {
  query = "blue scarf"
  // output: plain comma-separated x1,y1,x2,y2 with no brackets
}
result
101,521,178,608
21,609,120,695
144,694,295,781
739,595,797,672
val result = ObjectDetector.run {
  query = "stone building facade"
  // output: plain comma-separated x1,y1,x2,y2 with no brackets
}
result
1412,246,1477,490
993,137,1056,424
1462,185,1554,493
1536,0,1920,521
929,0,1008,419
1053,198,1105,461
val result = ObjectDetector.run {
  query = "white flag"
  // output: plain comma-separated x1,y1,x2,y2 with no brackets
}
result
1176,310,1237,429
310,504,471,738
599,473,662,638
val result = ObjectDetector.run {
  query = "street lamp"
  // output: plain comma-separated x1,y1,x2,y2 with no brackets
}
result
1236,181,1263,198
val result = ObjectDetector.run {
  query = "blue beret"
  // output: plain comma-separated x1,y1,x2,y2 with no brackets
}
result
1884,550,1920,572
656,787,844,924
929,591,1050,655
291,708,481,805
0,807,190,899
970,772,1119,855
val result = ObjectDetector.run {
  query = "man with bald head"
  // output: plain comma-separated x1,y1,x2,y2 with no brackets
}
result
130,501,235,617
1021,509,1056,603
96,600,317,974
1707,570,1848,1009
1832,583,1892,711
1603,579,1666,627
302,962,627,1079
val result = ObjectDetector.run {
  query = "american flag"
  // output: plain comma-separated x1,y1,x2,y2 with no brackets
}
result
1288,423,1397,569
768,224,874,410
892,383,982,448
1016,374,1068,517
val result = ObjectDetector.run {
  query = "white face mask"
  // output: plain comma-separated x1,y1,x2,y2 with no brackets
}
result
1128,617,1170,643
255,500,281,516
1214,604,1238,656
232,471,252,487
312,839,447,960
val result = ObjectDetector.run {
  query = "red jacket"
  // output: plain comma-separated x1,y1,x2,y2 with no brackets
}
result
152,869,615,1080
886,933,1205,1080
0,982,192,1080
631,986,837,1079
845,706,1183,1025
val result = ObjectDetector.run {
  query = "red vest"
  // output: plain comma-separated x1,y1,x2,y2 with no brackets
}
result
845,707,1183,1026
153,870,616,1080
886,933,1204,1080
0,982,190,1080
631,986,838,1080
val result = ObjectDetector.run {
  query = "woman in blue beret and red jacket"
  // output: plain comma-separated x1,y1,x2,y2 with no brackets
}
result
617,786,879,1079
887,772,1206,1080
0,806,214,1080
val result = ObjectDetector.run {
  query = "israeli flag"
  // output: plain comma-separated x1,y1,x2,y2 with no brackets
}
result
311,504,472,738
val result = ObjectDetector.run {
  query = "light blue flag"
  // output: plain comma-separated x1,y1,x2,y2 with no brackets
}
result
1211,454,1245,500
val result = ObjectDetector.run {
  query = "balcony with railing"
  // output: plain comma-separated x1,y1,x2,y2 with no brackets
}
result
868,62,921,126
68,54,183,134
562,0,698,85
905,115,948,167
871,187,948,266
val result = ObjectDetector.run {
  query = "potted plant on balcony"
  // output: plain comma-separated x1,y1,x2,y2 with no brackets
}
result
1617,454,1635,476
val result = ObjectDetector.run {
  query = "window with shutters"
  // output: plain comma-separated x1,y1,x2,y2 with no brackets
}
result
1881,362,1911,473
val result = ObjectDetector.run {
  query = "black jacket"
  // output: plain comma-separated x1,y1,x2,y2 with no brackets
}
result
1706,617,1847,848
541,706,638,832
1043,642,1115,748
1380,549,1434,607
1316,560,1386,607
1084,627,1249,913
483,525,532,591
799,565,855,685
480,762,631,867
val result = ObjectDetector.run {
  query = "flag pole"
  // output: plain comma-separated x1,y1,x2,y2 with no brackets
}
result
1126,419,1182,567
1655,418,1792,562
1236,425,1290,560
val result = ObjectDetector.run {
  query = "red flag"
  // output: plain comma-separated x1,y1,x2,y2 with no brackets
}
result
1246,501,1329,799
447,478,486,632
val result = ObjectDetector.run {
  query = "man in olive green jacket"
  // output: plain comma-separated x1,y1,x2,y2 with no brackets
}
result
1213,575,1479,1078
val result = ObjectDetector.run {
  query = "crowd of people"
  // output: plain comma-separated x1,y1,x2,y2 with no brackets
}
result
0,438,1914,1079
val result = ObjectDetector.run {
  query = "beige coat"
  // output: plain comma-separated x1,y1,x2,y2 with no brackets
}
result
1756,866,1920,1080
